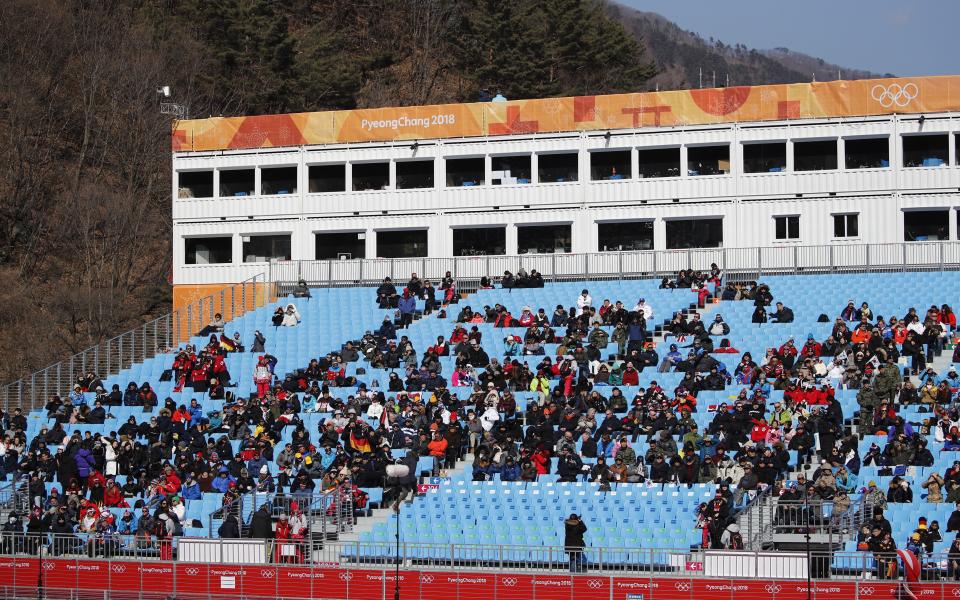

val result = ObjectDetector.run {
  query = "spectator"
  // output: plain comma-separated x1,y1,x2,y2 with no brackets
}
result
769,302,794,323
281,303,301,327
564,513,587,573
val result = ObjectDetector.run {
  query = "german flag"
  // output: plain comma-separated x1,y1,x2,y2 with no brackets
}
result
219,335,237,352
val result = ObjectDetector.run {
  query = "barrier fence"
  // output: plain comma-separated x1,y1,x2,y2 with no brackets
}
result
0,553,958,600
270,240,960,292
0,274,272,412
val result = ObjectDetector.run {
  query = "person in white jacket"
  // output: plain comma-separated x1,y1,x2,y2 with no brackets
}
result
103,439,118,477
480,406,500,432
633,298,654,320
576,289,592,310
281,303,301,327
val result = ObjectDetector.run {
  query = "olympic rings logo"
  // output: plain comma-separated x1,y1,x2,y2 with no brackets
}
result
871,83,918,108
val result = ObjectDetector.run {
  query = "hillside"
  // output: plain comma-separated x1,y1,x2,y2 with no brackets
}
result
606,3,889,90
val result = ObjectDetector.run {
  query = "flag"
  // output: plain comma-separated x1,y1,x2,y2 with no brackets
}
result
868,355,881,368
897,549,921,583
219,335,237,352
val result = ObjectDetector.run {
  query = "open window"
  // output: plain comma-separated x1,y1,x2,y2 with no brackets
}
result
352,162,389,191
537,152,578,183
598,221,653,251
844,137,889,169
687,145,730,176
220,169,255,197
590,150,631,181
395,160,434,190
902,134,948,167
637,147,680,178
377,229,428,258
491,155,531,184
242,234,291,262
452,227,506,256
185,236,232,264
308,164,346,193
904,209,948,241
743,142,786,173
793,140,837,171
178,171,213,198
315,231,366,260
446,157,484,187
261,166,298,195
665,218,723,249
517,224,571,254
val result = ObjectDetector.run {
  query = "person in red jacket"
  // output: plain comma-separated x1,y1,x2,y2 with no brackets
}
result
621,362,640,386
156,465,182,497
427,431,449,476
274,514,302,563
531,448,550,475
103,479,128,508
800,335,822,359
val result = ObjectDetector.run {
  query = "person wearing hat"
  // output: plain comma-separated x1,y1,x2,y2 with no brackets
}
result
564,513,588,572
708,314,730,337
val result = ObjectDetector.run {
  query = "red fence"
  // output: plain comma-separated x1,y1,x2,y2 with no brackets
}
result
2,557,959,600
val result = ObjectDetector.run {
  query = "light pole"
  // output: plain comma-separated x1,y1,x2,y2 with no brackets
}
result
804,495,812,600
385,462,409,600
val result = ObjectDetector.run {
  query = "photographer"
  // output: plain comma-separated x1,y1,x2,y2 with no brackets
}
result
564,513,588,573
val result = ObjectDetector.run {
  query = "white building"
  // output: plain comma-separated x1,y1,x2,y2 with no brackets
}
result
171,77,960,304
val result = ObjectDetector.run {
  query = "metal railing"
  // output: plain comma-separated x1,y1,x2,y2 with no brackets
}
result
0,274,273,412
207,489,355,540
269,240,960,292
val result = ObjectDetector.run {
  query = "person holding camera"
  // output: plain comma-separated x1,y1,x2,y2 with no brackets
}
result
564,513,588,573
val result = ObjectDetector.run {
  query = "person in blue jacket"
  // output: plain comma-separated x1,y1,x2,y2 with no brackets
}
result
398,290,416,328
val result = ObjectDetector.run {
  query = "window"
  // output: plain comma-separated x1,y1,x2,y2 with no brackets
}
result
902,134,948,168
844,137,889,169
445,157,484,187
687,145,730,176
242,234,291,262
261,166,297,195
637,147,680,178
590,150,631,181
185,237,232,264
774,215,799,240
794,140,837,171
395,160,434,190
178,171,213,198
833,214,859,238
538,152,578,183
452,227,506,256
377,230,428,258
491,155,531,184
904,210,948,241
665,218,723,249
220,169,255,197
315,232,366,260
598,221,653,251
517,224,572,254
352,162,389,191
308,164,346,193
743,142,786,173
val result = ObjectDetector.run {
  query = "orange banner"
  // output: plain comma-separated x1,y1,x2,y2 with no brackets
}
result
173,76,960,152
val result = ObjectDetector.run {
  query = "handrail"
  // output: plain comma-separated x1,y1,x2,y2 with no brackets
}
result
0,273,273,412
268,240,960,290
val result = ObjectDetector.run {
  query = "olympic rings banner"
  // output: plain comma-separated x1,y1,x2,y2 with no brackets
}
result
172,75,960,152
4,557,960,600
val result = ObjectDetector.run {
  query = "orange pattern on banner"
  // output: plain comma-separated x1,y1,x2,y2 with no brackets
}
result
173,76,960,152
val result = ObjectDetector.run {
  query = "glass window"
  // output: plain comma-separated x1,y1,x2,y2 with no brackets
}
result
352,162,389,191
491,156,531,184
261,166,297,195
590,150,631,181
178,171,213,198
242,234,291,262
445,157,484,187
308,164,346,193
743,142,786,173
453,227,506,256
377,230,428,258
774,215,799,240
687,145,730,176
665,218,723,249
395,160,434,190
598,221,653,251
185,237,232,264
637,147,681,178
316,232,366,260
904,210,948,241
902,134,948,168
794,140,837,171
220,169,255,197
833,214,859,238
844,138,889,169
517,224,572,254
537,153,578,183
